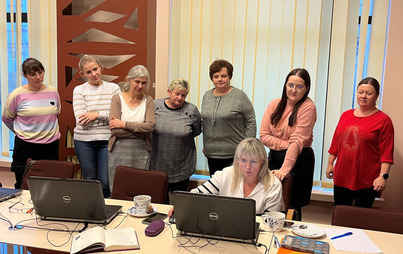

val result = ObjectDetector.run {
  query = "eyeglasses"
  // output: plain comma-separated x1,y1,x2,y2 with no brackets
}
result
287,83,305,91
239,158,260,167
9,201,34,214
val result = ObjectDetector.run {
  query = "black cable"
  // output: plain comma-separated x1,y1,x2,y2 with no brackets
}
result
165,222,180,239
46,221,81,248
167,223,222,251
256,243,269,254
110,212,128,229
14,216,85,233
0,212,13,228
79,222,88,233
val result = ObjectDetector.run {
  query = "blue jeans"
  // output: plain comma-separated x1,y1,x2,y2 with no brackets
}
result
74,140,110,197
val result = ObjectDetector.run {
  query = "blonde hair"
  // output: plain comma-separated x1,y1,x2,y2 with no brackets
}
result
78,55,103,72
123,65,150,92
231,138,274,193
168,78,189,93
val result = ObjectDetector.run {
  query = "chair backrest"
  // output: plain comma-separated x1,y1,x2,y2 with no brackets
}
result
281,174,292,213
332,205,403,234
21,158,76,190
111,166,169,204
281,174,299,220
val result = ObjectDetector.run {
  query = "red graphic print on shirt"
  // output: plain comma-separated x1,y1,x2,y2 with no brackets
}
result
342,126,359,151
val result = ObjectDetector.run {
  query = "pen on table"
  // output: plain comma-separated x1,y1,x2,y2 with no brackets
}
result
26,208,34,214
273,235,280,248
330,232,353,240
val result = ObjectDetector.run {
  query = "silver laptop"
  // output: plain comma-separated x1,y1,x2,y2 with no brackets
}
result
27,176,121,224
0,187,22,202
172,191,260,244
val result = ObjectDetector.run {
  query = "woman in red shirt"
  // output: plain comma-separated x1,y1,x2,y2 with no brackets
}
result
326,77,394,208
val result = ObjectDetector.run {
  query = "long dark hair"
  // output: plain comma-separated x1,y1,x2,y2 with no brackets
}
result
270,68,311,127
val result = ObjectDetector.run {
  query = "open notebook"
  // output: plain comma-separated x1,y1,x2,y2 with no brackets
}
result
27,176,121,224
172,191,260,244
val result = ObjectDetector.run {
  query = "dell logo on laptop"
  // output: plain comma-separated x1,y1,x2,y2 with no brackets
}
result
63,196,72,203
209,212,219,220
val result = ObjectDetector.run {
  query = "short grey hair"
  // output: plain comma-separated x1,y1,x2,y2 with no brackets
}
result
123,65,150,92
168,78,189,93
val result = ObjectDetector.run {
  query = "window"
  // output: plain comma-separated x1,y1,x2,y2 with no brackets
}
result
1,0,29,159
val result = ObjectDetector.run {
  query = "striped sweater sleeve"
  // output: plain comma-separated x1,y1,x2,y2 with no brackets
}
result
190,170,224,195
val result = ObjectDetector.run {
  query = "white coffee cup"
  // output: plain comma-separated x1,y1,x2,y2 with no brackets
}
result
133,195,151,214
262,211,285,232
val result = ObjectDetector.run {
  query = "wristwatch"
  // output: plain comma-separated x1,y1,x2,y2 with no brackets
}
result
380,173,389,180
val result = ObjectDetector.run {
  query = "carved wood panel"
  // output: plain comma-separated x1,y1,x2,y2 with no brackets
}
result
56,0,148,165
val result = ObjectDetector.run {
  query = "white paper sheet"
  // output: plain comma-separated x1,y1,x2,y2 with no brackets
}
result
324,228,383,253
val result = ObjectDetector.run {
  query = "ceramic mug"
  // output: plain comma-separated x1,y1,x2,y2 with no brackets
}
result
133,195,151,214
262,211,285,232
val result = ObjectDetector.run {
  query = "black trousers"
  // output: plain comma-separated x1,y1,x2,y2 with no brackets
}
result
11,136,59,188
269,147,314,219
334,185,377,208
165,179,190,204
206,157,233,176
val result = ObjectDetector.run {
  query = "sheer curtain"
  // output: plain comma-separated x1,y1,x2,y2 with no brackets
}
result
0,0,56,161
169,0,389,187
0,0,28,159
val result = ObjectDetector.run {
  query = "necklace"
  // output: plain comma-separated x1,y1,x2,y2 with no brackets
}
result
358,107,377,117
213,86,232,96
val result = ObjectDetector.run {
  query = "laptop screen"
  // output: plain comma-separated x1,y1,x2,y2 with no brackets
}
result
172,191,259,243
27,176,121,224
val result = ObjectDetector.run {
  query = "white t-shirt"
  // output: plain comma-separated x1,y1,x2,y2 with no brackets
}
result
119,93,147,123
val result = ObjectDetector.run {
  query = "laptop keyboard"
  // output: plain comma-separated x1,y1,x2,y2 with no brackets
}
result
106,206,116,217
0,188,22,202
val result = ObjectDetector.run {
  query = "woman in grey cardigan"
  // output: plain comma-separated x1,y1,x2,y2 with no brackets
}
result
201,59,256,176
108,65,155,191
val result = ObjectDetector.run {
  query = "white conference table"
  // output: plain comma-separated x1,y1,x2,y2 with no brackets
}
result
0,191,402,253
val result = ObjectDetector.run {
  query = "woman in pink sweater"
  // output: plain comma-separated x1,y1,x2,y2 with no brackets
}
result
260,68,317,220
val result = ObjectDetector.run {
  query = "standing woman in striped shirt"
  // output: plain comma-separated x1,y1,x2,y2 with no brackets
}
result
73,55,120,197
2,58,61,189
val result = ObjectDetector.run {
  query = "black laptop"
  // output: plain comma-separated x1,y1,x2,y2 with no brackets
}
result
172,191,260,244
27,176,121,224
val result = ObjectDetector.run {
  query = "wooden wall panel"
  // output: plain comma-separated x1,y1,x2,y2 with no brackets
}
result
56,0,149,164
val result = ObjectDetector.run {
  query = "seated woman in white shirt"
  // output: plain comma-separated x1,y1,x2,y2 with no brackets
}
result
170,137,284,215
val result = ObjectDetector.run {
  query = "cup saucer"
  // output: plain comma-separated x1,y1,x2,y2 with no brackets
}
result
127,205,157,217
291,224,326,238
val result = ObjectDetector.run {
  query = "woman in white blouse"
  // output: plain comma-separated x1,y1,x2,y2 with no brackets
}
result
169,138,284,215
